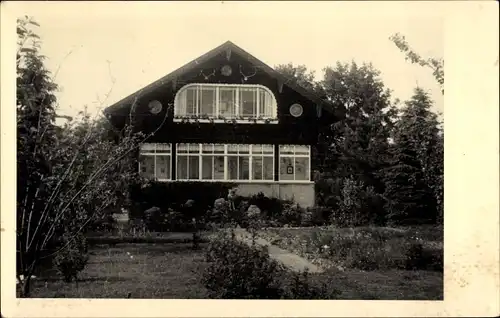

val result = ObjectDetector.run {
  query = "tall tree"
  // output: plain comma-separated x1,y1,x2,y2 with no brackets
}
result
321,61,398,192
382,87,443,224
16,17,158,296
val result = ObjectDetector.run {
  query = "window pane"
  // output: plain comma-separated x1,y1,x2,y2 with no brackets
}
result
263,156,274,180
259,89,266,117
200,87,216,116
241,88,256,117
227,144,238,154
214,156,225,180
156,143,171,154
262,145,274,154
177,143,188,153
238,156,250,180
202,156,213,180
188,144,200,154
139,155,155,178
238,144,249,154
295,157,309,180
252,144,263,154
280,145,294,155
228,156,238,180
219,88,236,118
188,156,199,179
177,156,188,179
279,156,294,180
295,145,310,155
156,155,170,179
186,87,197,115
140,143,155,152
214,144,225,154
202,144,214,154
252,157,263,180
176,90,187,115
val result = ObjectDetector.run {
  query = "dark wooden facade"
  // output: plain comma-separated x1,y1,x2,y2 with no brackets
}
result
104,41,340,144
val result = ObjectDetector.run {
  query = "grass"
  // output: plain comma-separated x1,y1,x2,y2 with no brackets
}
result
304,268,443,300
257,224,443,300
28,243,209,298
25,225,443,299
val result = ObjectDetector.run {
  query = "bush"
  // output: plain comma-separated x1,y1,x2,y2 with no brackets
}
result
281,270,339,299
279,202,305,227
203,233,284,299
330,177,387,227
130,181,236,220
53,233,89,282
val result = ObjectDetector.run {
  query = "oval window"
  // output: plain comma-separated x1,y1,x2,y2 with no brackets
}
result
289,103,303,117
148,100,163,114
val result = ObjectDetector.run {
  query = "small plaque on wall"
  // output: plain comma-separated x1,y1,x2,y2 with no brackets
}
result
287,165,294,174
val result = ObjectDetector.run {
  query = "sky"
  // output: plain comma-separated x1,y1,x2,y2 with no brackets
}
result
9,1,444,121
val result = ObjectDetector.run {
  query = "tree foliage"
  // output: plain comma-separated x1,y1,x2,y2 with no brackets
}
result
382,87,444,223
16,17,159,297
275,60,443,227
390,33,444,94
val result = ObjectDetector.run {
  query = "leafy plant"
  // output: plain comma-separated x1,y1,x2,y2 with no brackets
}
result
53,232,89,282
202,233,284,299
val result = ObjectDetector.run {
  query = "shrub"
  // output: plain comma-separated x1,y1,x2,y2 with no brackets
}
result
203,233,284,299
331,177,387,227
130,181,236,220
144,206,163,232
163,208,187,232
53,233,89,282
279,202,305,227
281,270,339,299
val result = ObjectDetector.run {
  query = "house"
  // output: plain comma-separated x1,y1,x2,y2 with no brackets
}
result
103,41,341,208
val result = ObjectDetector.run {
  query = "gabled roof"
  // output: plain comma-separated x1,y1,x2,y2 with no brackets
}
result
104,41,339,117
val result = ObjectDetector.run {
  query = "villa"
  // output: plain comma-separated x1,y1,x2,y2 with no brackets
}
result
103,41,341,207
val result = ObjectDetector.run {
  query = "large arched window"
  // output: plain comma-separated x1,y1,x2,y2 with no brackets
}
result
174,83,278,123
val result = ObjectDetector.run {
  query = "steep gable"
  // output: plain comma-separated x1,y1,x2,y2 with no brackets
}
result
103,41,339,120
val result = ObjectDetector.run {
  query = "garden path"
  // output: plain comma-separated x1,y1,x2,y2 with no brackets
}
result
232,228,324,273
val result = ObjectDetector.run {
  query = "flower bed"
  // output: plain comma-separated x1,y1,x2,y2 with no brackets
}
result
257,225,443,272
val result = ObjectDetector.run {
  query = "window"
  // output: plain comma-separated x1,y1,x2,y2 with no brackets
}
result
139,143,172,180
174,84,277,121
279,145,310,181
176,143,274,181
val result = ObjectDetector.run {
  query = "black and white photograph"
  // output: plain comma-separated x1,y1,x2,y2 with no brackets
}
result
1,1,499,317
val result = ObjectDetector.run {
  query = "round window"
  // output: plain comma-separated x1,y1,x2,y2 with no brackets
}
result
148,100,163,114
289,103,303,117
221,65,232,76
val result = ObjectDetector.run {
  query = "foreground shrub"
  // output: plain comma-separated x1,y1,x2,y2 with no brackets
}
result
53,233,89,282
203,233,284,299
281,270,340,299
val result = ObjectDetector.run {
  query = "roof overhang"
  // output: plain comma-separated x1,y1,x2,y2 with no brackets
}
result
103,41,344,119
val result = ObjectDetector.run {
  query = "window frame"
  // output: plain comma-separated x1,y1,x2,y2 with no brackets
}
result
278,144,311,182
175,143,275,182
174,83,278,123
138,143,173,181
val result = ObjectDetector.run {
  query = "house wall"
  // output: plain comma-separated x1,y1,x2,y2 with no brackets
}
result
235,182,315,208
121,50,319,146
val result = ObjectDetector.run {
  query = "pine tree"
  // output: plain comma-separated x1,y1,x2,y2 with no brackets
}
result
382,87,443,224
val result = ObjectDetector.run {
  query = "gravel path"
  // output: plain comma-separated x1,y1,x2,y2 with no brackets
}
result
232,228,324,273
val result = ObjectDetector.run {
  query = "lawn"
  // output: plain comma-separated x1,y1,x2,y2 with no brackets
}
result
26,225,443,300
28,243,209,298
257,224,444,300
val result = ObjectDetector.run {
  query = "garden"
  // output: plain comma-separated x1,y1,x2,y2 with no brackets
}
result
16,16,443,300
24,188,443,300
